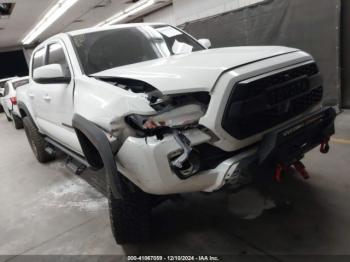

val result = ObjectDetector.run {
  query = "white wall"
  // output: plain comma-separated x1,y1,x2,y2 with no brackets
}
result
144,0,265,25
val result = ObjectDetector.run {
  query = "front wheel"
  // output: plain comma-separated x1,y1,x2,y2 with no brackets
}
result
23,116,55,163
108,182,152,244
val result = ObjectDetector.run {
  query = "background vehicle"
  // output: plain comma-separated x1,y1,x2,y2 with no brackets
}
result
0,77,16,113
0,77,29,129
17,23,335,244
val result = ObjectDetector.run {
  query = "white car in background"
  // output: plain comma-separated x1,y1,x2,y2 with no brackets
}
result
0,77,17,112
0,76,29,129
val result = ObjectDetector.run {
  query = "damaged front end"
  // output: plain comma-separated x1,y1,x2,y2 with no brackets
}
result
94,76,217,181
125,89,212,180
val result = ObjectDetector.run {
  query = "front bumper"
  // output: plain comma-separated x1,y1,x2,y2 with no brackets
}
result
116,108,335,195
258,107,336,165
116,128,257,195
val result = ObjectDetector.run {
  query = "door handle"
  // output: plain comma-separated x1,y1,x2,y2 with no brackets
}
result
43,95,51,102
29,93,35,99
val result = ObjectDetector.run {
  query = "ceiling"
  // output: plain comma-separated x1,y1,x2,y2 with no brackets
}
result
0,0,171,50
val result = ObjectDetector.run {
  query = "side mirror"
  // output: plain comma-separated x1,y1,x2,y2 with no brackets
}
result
198,38,212,49
33,64,71,84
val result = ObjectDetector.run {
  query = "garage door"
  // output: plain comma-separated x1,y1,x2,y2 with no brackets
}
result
342,0,350,108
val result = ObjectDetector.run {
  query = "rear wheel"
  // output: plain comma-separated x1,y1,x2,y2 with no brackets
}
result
12,114,23,129
23,116,55,163
108,180,152,244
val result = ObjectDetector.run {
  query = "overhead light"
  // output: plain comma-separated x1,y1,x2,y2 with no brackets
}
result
0,3,15,16
22,0,79,45
95,0,156,27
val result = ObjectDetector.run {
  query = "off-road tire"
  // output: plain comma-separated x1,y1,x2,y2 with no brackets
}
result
108,183,152,244
13,114,23,129
23,116,55,163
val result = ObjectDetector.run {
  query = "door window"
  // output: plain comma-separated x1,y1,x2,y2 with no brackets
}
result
32,48,46,72
47,43,71,78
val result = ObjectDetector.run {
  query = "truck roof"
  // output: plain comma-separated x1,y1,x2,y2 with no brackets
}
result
67,22,168,37
34,23,171,50
0,77,17,83
7,76,29,85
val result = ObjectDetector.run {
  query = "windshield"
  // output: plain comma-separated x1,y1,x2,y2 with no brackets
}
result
71,25,205,75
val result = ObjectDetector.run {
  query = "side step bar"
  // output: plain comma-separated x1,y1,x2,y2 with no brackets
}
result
45,137,90,174
65,156,87,175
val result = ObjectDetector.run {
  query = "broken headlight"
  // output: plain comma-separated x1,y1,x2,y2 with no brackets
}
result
126,103,205,135
126,91,210,133
126,101,206,179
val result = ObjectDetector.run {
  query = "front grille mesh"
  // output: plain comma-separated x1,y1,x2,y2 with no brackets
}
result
222,63,323,140
231,63,319,102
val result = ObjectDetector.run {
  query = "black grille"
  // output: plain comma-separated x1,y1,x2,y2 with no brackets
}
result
222,63,323,140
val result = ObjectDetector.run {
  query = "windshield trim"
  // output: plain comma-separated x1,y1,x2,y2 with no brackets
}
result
168,25,207,50
68,34,85,75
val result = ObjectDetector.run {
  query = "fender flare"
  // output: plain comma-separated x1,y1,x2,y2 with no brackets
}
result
17,102,31,118
17,102,37,127
72,114,125,199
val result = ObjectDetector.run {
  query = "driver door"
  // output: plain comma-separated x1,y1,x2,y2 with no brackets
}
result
31,41,78,152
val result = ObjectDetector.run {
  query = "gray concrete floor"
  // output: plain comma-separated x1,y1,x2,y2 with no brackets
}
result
0,111,349,260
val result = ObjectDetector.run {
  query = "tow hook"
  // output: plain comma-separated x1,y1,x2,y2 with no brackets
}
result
320,137,330,154
171,130,193,169
274,164,288,183
275,160,310,182
170,130,200,179
293,160,310,180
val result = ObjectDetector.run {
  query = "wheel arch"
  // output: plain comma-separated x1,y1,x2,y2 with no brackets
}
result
74,128,104,170
17,102,37,127
72,114,125,199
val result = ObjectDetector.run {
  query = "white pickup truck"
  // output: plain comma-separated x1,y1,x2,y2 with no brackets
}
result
17,23,336,244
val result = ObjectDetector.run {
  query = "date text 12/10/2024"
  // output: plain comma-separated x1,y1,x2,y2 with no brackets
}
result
127,256,221,261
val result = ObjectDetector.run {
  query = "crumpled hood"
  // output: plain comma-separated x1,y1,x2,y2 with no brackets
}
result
92,46,298,95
